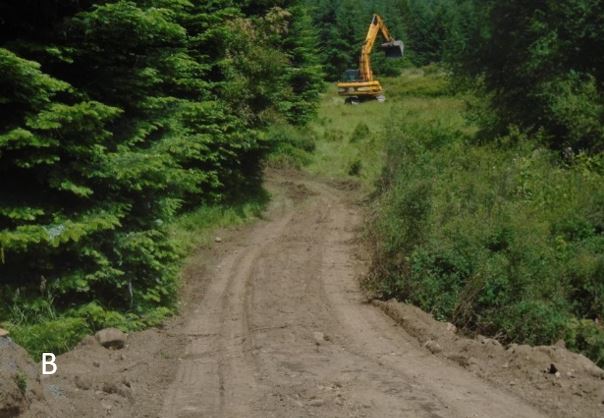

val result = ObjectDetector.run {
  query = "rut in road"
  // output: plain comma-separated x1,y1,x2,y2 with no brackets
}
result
161,175,548,418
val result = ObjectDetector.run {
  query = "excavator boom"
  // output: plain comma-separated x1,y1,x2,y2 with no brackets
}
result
360,14,403,81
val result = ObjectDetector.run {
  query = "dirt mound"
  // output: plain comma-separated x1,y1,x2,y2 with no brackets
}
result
20,326,187,418
374,299,604,418
0,335,45,417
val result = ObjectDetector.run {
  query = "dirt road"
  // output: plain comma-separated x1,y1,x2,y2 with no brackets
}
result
157,174,547,418
27,173,603,418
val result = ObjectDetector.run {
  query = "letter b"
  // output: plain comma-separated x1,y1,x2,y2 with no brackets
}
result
42,353,57,375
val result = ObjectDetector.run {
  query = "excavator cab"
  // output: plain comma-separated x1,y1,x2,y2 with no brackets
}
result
342,69,361,82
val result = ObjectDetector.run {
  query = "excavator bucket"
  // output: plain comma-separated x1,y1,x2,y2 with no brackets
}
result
381,40,404,58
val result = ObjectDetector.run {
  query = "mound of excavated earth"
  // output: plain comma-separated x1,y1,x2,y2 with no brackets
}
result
374,300,604,418
0,334,46,418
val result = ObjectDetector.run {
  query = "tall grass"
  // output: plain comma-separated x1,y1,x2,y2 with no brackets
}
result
308,68,466,190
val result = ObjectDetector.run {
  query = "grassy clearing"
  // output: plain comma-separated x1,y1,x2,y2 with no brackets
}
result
308,68,464,190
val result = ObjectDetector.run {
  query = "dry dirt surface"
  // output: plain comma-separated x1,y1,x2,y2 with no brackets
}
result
17,171,604,418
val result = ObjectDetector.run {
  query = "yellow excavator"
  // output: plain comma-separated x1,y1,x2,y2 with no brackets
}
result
337,14,404,104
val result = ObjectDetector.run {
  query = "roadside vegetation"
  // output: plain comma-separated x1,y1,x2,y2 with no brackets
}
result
364,72,604,367
305,0,604,368
0,0,322,358
311,65,604,368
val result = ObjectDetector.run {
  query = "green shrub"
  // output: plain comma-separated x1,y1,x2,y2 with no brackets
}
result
565,319,604,366
68,302,131,331
266,123,316,168
368,100,604,366
498,301,570,345
15,373,27,395
9,318,90,360
350,122,370,143
348,159,362,176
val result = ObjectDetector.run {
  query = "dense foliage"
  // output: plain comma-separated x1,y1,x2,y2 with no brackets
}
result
303,0,410,80
456,0,604,153
367,71,604,366
0,0,323,354
301,0,476,79
302,0,604,365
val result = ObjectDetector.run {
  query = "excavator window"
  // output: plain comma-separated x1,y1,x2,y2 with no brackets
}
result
342,69,361,82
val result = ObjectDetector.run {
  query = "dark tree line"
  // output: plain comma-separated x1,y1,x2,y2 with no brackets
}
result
0,0,323,327
302,0,465,79
456,0,604,153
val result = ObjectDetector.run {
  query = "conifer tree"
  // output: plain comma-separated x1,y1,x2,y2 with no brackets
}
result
280,4,324,124
1,0,325,348
0,48,124,303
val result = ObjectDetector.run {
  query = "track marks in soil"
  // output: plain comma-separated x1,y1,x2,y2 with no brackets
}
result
159,176,548,418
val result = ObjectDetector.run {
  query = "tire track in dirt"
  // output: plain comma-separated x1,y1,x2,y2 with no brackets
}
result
160,175,549,418
315,182,547,417
23,172,603,418
160,197,294,418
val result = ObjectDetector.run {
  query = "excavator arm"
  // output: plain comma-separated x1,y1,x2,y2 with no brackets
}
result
360,14,404,81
